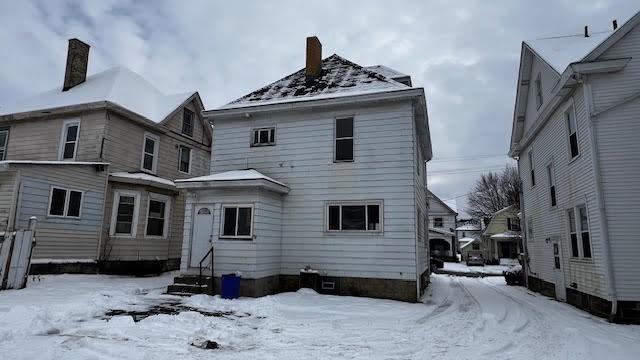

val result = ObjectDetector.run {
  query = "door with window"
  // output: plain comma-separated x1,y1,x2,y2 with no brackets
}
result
190,205,214,268
551,238,566,301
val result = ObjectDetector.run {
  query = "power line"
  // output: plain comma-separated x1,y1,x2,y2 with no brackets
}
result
429,154,508,162
428,165,506,175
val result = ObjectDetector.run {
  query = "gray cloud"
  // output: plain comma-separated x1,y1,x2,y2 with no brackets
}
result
1,0,638,216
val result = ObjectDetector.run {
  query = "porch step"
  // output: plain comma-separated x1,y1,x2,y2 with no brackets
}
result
173,275,212,285
167,283,209,295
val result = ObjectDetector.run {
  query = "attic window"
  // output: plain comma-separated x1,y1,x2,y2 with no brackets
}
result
535,73,543,109
182,108,194,137
434,217,443,228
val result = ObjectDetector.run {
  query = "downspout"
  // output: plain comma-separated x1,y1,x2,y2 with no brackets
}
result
581,76,618,319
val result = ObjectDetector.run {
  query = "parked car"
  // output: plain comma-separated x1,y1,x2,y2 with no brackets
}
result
430,257,444,272
466,252,484,266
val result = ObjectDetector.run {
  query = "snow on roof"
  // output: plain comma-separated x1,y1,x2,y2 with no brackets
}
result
525,31,613,73
0,66,194,123
460,238,478,249
220,55,408,110
455,224,481,231
109,172,176,188
490,231,522,239
175,169,287,187
365,65,409,80
428,227,455,236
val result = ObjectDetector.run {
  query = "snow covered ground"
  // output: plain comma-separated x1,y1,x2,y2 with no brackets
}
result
1,273,639,359
442,261,513,275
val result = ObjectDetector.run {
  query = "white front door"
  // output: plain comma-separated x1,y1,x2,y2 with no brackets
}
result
190,205,214,268
552,239,566,301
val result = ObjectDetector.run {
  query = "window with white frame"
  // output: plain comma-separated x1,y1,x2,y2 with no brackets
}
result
565,105,579,159
145,194,171,238
59,120,80,160
48,187,83,218
528,150,535,187
0,128,8,160
251,127,275,146
141,133,159,173
326,201,382,232
178,146,191,174
567,204,591,259
507,217,520,231
433,217,443,228
535,72,543,109
110,191,140,237
547,164,557,207
220,204,253,239
334,117,354,162
182,108,194,137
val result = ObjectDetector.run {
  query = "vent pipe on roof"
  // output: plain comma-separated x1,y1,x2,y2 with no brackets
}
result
305,36,322,80
613,19,618,30
584,26,589,38
63,38,90,91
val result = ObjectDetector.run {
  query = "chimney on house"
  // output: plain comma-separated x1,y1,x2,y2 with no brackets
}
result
305,36,322,80
63,38,90,91
584,26,590,38
613,19,618,30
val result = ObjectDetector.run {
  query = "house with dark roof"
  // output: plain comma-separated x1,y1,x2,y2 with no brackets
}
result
171,37,432,302
427,189,458,260
0,39,212,274
509,11,640,323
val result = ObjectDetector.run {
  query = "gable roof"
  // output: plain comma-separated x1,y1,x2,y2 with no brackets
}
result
509,11,640,157
220,54,409,110
427,189,458,215
0,66,197,124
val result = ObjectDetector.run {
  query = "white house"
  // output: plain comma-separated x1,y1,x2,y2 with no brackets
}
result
170,37,432,302
427,190,457,259
509,12,640,322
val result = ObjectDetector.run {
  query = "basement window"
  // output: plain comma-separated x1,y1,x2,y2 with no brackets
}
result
326,202,382,232
334,117,354,162
251,127,276,146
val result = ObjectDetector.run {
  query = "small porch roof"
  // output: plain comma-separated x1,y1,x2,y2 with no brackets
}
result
490,231,522,240
109,172,177,191
175,169,290,194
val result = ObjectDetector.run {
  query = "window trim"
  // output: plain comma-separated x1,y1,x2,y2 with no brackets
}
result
564,101,580,161
109,190,141,238
144,193,171,239
250,126,276,147
334,116,355,163
0,127,9,161
566,203,593,260
182,108,195,138
433,217,444,228
324,200,383,233
140,132,160,174
219,203,255,240
47,186,84,219
58,119,81,161
178,146,192,174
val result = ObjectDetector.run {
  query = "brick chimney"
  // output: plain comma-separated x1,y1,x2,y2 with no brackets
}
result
63,38,90,91
305,36,322,80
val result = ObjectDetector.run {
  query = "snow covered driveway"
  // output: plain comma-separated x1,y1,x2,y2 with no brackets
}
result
1,274,639,359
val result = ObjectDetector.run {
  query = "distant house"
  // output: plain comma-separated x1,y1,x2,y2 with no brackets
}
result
508,11,640,322
427,190,457,259
481,205,522,262
171,37,432,302
456,220,482,260
0,39,211,273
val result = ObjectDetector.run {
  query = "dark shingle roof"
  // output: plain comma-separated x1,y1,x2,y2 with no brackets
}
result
221,54,409,109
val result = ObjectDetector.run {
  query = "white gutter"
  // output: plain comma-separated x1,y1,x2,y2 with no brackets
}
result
581,77,618,319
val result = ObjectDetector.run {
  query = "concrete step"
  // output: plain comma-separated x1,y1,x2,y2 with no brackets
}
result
173,275,213,285
167,283,208,295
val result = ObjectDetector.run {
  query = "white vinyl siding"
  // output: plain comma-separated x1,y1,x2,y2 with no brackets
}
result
58,119,80,160
141,132,159,174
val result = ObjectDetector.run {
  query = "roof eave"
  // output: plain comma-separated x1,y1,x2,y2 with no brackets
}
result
175,178,290,194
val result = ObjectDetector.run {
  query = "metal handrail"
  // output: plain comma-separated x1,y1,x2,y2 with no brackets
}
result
198,246,214,295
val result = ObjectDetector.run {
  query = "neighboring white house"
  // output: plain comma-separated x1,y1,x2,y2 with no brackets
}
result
508,12,640,323
427,190,457,259
172,37,432,302
455,221,482,241
481,205,522,262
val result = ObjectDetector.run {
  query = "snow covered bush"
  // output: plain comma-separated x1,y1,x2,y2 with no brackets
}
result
503,265,524,286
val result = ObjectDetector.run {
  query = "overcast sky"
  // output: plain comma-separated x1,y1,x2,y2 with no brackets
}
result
1,0,638,216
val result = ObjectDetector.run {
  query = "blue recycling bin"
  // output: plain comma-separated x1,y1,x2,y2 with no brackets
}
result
221,273,241,299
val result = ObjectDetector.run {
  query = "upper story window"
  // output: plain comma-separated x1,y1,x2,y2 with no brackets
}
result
507,217,521,231
221,204,254,239
141,132,159,174
547,164,557,207
433,217,443,228
565,105,579,159
48,186,83,218
178,146,191,174
182,108,194,137
327,201,382,232
535,72,543,109
334,117,354,162
251,127,276,146
568,205,591,259
528,150,535,187
110,190,140,237
0,128,8,160
59,120,80,160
